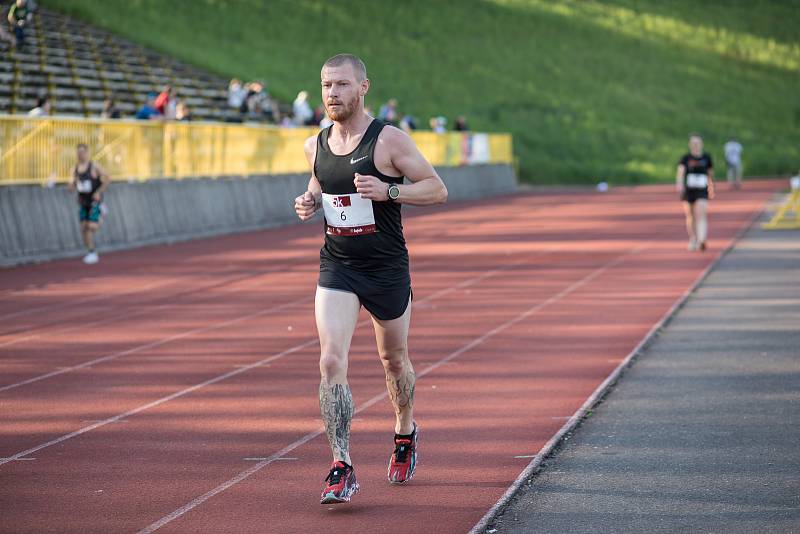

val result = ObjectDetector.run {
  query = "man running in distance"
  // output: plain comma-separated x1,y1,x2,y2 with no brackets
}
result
68,143,109,264
294,53,447,504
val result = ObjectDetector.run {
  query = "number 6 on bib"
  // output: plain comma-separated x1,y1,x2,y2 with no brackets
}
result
322,193,376,236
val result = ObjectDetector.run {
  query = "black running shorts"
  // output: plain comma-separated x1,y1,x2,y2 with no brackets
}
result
318,258,411,321
681,188,709,204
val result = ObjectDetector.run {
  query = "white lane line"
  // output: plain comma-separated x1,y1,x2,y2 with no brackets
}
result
82,420,129,424
0,295,311,394
0,303,173,349
0,259,277,325
0,335,319,468
0,248,542,394
136,247,640,533
243,457,297,461
0,261,308,347
0,278,171,322
0,247,557,466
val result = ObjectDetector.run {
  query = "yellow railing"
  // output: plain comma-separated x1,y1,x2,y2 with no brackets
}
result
0,115,513,185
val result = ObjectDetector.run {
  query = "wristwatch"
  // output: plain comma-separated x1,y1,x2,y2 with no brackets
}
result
387,184,400,201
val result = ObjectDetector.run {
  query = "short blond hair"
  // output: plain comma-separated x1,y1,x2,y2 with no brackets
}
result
322,54,367,82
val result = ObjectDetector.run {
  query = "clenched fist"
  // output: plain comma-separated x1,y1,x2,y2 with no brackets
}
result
354,173,389,201
295,191,319,221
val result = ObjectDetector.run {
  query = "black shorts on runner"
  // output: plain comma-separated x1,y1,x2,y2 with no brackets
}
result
318,259,411,321
681,188,709,204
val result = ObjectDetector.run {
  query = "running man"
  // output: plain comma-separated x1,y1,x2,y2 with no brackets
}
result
293,54,448,504
67,143,109,264
723,137,743,190
676,134,715,251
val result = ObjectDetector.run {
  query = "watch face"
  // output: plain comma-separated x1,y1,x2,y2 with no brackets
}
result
389,185,400,199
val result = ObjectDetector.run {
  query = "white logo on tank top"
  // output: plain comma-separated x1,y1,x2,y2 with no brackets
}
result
350,155,368,164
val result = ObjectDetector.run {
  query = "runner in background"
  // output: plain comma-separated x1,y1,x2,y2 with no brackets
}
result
724,137,743,190
676,134,715,252
67,143,109,264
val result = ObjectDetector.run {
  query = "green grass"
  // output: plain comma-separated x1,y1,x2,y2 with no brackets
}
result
43,0,800,184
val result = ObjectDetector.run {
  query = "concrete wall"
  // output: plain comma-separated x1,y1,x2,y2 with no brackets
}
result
0,164,515,266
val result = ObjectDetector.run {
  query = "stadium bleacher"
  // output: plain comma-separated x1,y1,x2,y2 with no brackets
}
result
0,7,244,121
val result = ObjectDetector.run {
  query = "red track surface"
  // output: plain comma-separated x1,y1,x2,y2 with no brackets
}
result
0,182,782,533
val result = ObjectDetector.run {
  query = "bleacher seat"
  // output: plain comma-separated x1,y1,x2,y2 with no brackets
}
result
0,7,280,122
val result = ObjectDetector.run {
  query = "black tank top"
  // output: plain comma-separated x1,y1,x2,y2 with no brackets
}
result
314,119,408,271
679,152,713,190
75,162,101,207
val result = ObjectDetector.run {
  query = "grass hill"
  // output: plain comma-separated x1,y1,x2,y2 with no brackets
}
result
43,0,799,184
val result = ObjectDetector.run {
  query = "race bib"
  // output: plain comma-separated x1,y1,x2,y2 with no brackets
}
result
76,179,93,193
686,173,708,188
322,193,376,236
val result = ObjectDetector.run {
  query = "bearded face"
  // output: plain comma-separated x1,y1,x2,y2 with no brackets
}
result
326,91,359,121
321,64,367,122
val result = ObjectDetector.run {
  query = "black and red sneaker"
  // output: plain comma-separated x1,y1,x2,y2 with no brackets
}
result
388,422,418,484
320,460,359,504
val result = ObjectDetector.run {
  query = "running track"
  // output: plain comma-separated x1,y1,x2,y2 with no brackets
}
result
0,182,782,533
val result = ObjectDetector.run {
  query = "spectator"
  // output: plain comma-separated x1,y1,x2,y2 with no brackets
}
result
227,78,246,110
164,89,179,119
175,101,191,121
378,98,399,124
429,116,446,133
242,80,269,120
454,116,469,131
154,85,171,115
135,93,159,120
280,113,295,128
7,0,32,48
28,96,50,116
262,95,282,124
399,115,417,133
292,90,314,126
312,104,326,126
723,137,743,190
100,98,120,119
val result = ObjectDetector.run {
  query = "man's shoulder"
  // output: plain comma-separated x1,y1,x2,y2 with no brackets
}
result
304,132,319,151
376,123,411,145
303,132,320,165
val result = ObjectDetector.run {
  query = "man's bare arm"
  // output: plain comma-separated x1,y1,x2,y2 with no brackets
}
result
675,164,686,193
295,135,322,220
354,128,447,205
707,167,715,199
67,166,77,192
94,163,111,196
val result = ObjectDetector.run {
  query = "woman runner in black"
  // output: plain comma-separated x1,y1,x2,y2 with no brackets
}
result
294,54,447,504
676,134,715,251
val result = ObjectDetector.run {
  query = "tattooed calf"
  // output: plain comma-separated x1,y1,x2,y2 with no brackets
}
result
386,368,416,416
319,382,354,461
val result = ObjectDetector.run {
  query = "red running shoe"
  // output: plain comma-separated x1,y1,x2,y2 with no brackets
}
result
320,461,359,504
388,422,418,484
